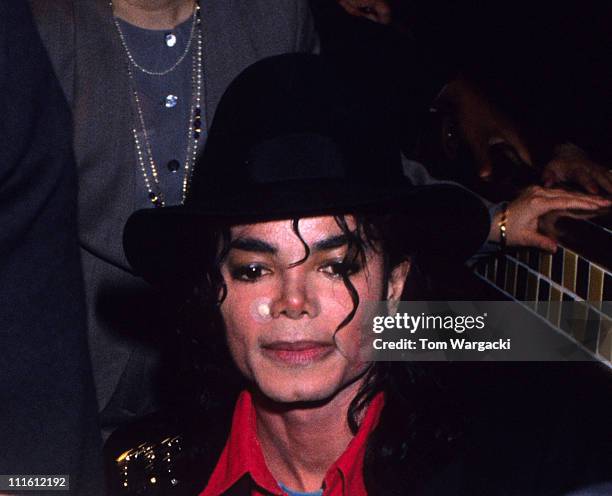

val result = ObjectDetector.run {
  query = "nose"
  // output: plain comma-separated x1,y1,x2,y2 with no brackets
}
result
478,160,493,180
269,270,319,320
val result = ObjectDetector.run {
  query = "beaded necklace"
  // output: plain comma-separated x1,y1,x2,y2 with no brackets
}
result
111,0,203,207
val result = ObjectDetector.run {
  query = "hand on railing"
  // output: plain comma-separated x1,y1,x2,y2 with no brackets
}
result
488,185,611,252
542,143,612,195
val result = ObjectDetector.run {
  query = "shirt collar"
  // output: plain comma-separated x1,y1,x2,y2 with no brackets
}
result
200,390,385,496
323,392,384,495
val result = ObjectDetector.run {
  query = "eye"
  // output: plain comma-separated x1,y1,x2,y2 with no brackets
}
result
230,264,271,282
320,260,361,278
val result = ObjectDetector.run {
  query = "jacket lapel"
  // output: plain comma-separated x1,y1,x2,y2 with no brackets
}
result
198,0,258,153
29,0,77,105
73,0,136,269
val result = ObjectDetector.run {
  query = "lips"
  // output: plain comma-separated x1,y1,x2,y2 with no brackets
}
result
261,340,334,366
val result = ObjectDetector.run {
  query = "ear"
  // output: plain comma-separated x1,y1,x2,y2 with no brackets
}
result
386,259,411,314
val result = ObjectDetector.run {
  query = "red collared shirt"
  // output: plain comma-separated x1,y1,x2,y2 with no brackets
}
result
200,390,385,496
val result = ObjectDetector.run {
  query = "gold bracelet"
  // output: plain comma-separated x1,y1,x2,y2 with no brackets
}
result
498,204,508,252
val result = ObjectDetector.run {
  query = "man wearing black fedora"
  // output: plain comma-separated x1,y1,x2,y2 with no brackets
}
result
109,54,611,495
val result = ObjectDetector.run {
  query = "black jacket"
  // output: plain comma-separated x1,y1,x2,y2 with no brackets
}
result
105,363,612,495
0,1,103,493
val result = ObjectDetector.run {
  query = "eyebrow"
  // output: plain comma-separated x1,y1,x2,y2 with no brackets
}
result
311,234,350,252
229,233,350,255
230,237,276,254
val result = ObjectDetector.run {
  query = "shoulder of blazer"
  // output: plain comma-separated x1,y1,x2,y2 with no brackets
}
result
229,0,318,53
28,0,76,105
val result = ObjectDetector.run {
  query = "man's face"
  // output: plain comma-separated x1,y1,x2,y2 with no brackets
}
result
218,215,409,404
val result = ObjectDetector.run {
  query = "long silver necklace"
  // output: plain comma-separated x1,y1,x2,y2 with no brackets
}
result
110,0,198,76
112,1,203,207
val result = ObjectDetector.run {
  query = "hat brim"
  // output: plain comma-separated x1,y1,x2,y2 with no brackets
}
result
123,182,490,288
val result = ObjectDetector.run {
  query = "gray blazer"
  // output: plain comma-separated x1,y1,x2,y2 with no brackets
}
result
30,0,318,432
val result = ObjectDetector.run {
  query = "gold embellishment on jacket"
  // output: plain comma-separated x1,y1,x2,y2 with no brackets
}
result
114,435,183,493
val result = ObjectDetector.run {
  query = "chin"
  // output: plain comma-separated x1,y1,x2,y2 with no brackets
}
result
259,382,340,404
254,366,344,404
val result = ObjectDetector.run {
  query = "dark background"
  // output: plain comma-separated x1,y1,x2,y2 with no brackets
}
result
310,0,612,166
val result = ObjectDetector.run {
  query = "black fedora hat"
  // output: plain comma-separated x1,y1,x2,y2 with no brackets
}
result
123,54,489,286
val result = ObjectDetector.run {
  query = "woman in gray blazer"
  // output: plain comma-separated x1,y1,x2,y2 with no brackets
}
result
29,0,319,440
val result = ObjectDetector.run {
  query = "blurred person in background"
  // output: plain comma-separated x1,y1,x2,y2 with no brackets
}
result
330,0,612,194
0,1,103,493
